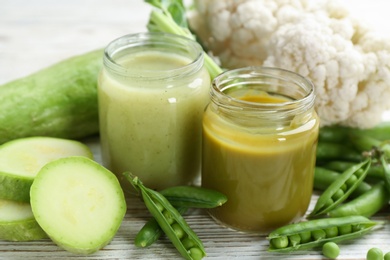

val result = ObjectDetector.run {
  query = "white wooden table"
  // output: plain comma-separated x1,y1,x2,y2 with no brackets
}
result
1,1,390,259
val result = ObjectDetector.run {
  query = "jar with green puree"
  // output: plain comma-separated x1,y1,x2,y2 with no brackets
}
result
98,32,210,194
202,67,319,232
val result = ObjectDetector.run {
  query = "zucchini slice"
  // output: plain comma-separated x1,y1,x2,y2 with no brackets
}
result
0,137,93,202
30,156,126,255
0,198,47,241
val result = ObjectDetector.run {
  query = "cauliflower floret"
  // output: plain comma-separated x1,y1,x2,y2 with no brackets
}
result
188,0,390,128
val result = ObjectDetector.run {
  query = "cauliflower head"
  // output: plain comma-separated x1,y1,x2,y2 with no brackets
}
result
188,0,390,128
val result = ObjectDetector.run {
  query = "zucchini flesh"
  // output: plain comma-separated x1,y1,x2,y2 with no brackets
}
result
0,137,93,202
0,49,103,145
30,156,126,255
0,198,47,241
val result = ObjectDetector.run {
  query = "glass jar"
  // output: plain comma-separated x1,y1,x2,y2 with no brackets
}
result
98,32,210,195
202,67,319,233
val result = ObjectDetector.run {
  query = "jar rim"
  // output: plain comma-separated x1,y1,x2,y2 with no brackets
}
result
103,32,204,80
211,66,315,116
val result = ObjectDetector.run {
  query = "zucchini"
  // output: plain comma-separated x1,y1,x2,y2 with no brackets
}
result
0,198,47,241
0,137,93,202
30,156,126,255
0,49,103,145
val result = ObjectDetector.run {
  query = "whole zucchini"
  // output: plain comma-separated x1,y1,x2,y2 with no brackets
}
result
0,49,103,144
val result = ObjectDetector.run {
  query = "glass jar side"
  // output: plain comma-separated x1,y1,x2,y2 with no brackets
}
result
202,66,319,233
98,32,211,194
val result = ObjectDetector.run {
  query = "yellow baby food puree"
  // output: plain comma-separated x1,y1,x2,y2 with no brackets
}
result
202,92,319,232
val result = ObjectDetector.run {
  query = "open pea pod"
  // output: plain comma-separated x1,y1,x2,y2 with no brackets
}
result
126,173,206,260
309,159,371,217
267,216,383,252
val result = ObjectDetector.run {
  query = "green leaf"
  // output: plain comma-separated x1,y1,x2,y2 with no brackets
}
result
144,0,224,80
146,0,188,28
167,1,188,28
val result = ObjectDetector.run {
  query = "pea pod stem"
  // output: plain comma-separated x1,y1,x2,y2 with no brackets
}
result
310,159,371,217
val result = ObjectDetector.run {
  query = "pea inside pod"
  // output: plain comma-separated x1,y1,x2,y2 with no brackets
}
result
125,173,206,260
328,181,390,218
134,206,188,248
267,216,383,252
309,159,371,217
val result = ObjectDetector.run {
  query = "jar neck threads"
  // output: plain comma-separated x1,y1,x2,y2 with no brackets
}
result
103,32,204,80
210,67,316,126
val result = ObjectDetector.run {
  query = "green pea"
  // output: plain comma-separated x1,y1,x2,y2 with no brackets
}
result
324,226,338,238
352,224,364,232
134,206,187,248
162,210,175,225
345,175,358,188
332,189,345,201
340,183,347,192
188,247,203,260
182,237,196,249
354,168,364,178
312,229,326,241
367,247,383,260
338,224,352,235
384,251,390,260
172,223,185,240
322,242,340,259
271,236,289,249
154,201,164,212
324,198,334,208
288,234,301,247
299,231,311,243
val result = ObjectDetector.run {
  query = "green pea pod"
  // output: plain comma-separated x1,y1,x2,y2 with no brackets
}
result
310,159,371,217
319,126,350,143
267,216,383,252
316,142,364,162
319,122,390,142
351,122,390,141
323,161,384,180
349,133,382,153
328,182,390,218
160,186,227,208
314,167,371,198
134,186,227,248
135,206,188,248
126,173,206,260
380,155,390,193
349,133,390,158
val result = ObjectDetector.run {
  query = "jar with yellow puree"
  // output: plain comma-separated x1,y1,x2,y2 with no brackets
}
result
202,67,319,233
98,32,210,194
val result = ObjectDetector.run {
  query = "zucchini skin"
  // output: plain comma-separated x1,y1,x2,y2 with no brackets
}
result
0,49,103,144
